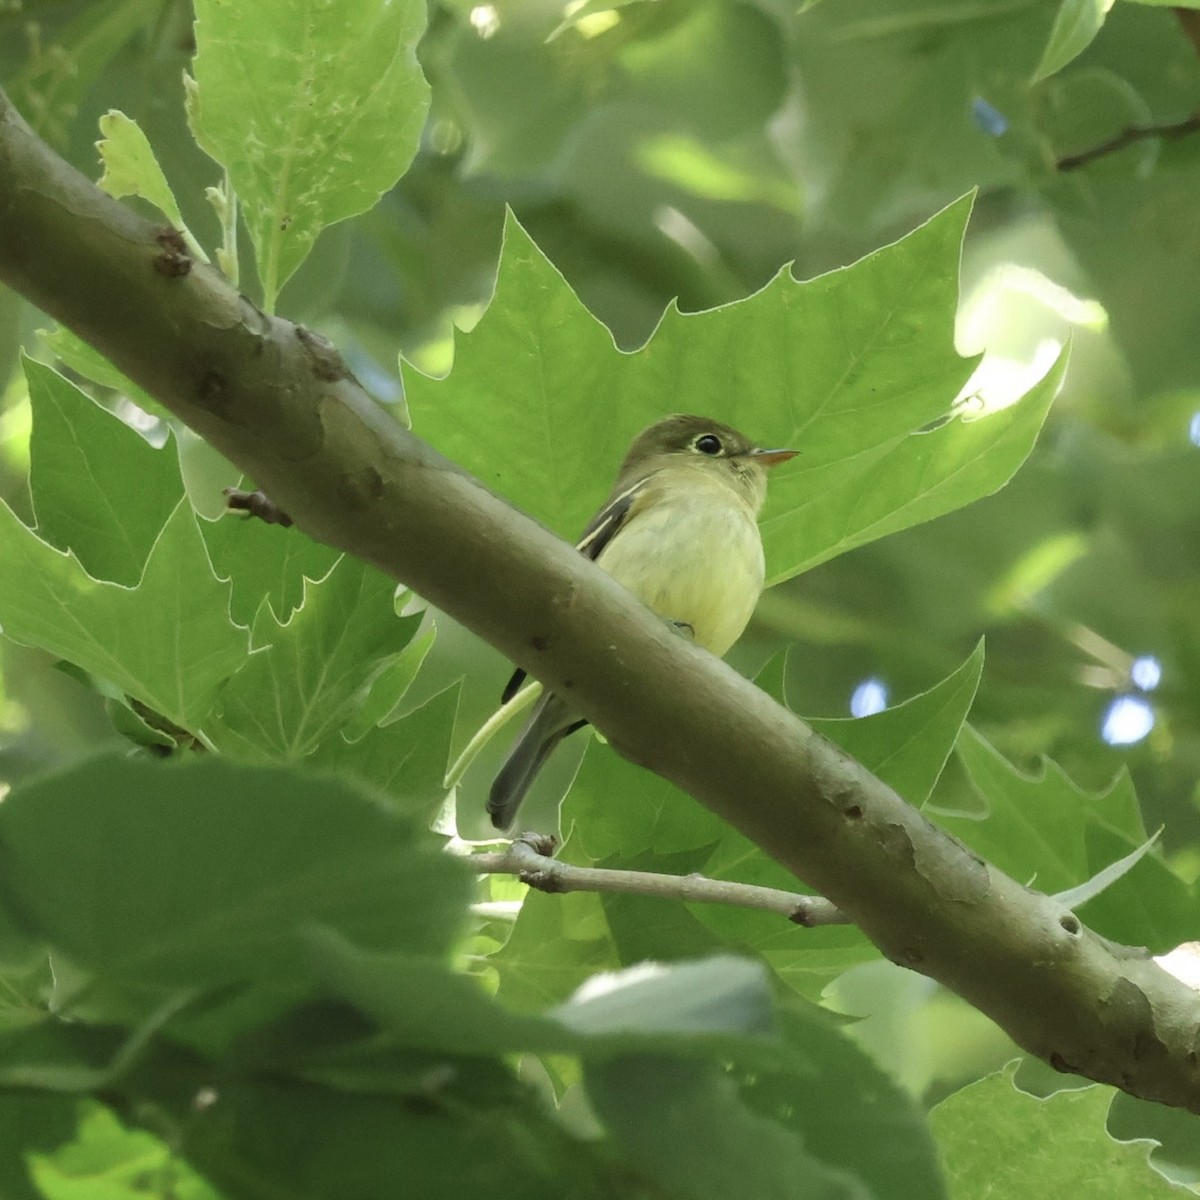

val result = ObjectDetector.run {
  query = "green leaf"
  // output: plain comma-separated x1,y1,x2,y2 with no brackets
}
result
407,200,1059,585
585,1056,864,1200
315,935,776,1057
937,726,1196,947
341,624,437,740
755,647,791,707
28,1100,221,1200
553,953,774,1039
0,756,469,990
1033,0,1113,83
0,499,246,728
547,0,646,41
931,1063,1187,1198
1040,64,1155,171
0,1023,130,1093
95,110,196,249
307,934,567,1057
309,682,460,819
566,741,728,861
491,888,622,1013
316,936,942,1198
811,638,985,806
1077,822,1197,950
200,510,342,626
104,695,180,750
54,661,183,752
39,326,163,416
753,998,949,1200
319,935,889,1122
187,0,431,309
940,725,1097,891
1052,828,1161,909
765,347,1063,581
25,357,183,587
177,1074,593,1200
598,847,735,968
205,556,421,761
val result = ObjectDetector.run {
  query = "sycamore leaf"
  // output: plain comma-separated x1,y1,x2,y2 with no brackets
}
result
1052,828,1161,910
931,1063,1183,1199
205,556,421,761
187,0,430,309
0,498,245,729
0,756,469,990
315,933,943,1199
200,511,341,627
490,887,622,1014
586,1055,865,1200
309,683,460,820
27,1101,221,1200
95,110,204,261
25,357,182,587
937,726,1196,948
1033,0,1113,83
809,639,985,807
406,198,1059,585
940,725,1111,891
39,325,163,416
340,624,437,741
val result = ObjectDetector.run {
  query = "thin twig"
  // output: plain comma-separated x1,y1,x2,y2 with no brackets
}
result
465,837,849,927
1057,112,1200,172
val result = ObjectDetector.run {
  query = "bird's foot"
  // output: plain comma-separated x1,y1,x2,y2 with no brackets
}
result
514,831,559,857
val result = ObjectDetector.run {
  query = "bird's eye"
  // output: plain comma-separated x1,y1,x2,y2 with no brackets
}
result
694,434,723,456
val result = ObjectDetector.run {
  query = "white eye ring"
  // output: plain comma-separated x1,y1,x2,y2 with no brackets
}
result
694,434,723,456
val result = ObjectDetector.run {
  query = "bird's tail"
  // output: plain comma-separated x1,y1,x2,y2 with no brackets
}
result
487,694,584,830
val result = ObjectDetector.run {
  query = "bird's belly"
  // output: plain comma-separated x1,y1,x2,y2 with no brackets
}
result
596,497,765,656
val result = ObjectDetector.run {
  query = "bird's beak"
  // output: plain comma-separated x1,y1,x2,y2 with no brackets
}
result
750,447,799,468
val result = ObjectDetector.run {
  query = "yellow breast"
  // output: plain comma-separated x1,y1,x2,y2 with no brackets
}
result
594,471,765,656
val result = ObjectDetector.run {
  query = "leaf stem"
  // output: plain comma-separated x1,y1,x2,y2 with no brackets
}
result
445,681,541,789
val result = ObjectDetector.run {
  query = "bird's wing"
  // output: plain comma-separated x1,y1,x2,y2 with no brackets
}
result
499,478,649,704
576,478,646,562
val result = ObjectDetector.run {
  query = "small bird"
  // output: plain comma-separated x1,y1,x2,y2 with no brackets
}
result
487,413,797,831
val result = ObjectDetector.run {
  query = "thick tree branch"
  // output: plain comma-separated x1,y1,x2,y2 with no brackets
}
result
2,89,1200,1111
467,836,848,926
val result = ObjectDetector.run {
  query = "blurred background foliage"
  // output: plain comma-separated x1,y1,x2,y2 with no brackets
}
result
3,0,1200,1172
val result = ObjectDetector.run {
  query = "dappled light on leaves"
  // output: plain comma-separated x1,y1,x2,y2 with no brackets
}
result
1131,655,1162,692
954,338,1064,419
1155,943,1200,992
850,677,889,718
468,4,499,39
1101,695,1155,747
